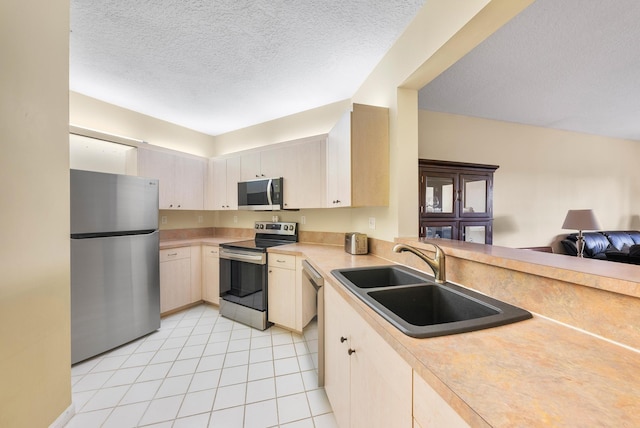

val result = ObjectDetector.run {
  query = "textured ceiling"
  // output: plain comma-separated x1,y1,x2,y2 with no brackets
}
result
70,0,425,136
419,0,640,142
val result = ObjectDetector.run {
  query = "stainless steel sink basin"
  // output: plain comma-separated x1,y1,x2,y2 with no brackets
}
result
332,265,532,338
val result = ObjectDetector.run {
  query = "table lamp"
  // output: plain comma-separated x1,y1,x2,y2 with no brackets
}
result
561,209,601,257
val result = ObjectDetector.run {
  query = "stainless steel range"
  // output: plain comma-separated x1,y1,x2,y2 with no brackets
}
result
219,221,298,330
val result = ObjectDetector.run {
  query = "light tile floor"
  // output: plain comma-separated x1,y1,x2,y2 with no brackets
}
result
66,304,337,428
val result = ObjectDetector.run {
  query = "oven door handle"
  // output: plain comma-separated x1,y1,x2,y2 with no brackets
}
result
219,248,266,264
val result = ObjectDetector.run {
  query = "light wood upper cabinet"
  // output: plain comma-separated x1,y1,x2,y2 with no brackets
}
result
240,147,285,181
282,136,327,209
206,156,241,210
138,147,206,210
324,284,412,427
327,103,389,208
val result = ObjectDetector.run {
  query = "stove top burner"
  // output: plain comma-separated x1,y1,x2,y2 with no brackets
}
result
221,221,298,252
222,239,291,251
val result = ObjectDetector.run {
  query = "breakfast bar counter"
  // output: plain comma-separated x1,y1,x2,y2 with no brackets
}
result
270,241,640,427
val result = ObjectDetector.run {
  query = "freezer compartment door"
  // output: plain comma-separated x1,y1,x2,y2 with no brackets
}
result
71,169,159,235
71,230,160,364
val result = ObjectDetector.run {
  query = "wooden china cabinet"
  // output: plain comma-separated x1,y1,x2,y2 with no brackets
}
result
419,159,499,244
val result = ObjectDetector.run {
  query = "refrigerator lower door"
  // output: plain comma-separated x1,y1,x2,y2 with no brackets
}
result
71,230,160,364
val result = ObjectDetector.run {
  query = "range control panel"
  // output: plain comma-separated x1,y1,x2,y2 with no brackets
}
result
254,221,297,236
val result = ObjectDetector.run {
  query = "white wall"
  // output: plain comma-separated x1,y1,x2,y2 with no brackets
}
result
419,110,640,247
0,0,72,426
70,92,216,157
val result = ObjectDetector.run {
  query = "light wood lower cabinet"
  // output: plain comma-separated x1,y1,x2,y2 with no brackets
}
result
159,247,192,313
268,254,318,333
324,284,412,428
160,245,202,314
413,371,470,428
190,245,202,303
268,254,297,329
202,245,220,305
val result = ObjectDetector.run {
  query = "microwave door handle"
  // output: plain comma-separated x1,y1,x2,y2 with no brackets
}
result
267,178,273,207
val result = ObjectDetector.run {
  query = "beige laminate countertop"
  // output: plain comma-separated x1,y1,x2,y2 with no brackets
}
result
159,236,245,250
269,243,640,427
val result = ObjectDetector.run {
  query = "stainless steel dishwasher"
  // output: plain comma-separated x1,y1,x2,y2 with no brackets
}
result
301,260,325,386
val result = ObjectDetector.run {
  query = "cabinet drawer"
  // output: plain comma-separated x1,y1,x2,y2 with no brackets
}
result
268,253,296,270
203,245,219,257
160,246,191,262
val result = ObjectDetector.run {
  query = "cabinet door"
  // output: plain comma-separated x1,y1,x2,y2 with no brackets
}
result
268,266,296,328
460,220,492,244
225,156,241,210
190,245,202,302
413,372,470,428
207,158,227,210
159,252,191,313
258,146,285,179
460,174,492,218
175,156,205,210
138,149,175,209
420,221,458,240
420,170,457,217
240,152,261,181
327,110,351,207
283,138,327,209
202,246,220,304
349,309,412,428
323,285,351,427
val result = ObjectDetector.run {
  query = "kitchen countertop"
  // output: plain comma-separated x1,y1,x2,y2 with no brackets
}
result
159,236,244,250
269,242,640,427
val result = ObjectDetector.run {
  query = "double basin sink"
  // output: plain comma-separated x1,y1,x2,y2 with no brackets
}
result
331,265,532,338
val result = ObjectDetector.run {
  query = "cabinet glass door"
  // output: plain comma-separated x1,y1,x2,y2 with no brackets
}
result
461,221,492,244
461,175,489,216
423,173,455,214
421,222,457,240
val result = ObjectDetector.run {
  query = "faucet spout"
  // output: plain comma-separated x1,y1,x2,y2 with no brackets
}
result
393,243,446,284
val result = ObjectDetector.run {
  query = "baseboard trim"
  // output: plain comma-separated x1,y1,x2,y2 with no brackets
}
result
49,402,75,428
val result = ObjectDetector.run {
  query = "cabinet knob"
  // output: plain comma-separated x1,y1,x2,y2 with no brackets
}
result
348,348,356,355
340,336,347,343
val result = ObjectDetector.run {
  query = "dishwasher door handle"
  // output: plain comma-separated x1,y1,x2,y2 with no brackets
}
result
302,260,324,289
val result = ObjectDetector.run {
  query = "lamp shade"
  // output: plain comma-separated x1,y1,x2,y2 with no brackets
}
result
562,209,601,231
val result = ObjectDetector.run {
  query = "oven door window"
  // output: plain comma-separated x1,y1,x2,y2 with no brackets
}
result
220,257,267,311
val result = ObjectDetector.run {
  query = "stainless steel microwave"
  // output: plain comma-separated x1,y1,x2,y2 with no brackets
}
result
238,177,284,211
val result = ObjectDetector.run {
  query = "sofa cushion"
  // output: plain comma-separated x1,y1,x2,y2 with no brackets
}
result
625,231,640,244
630,244,640,257
565,232,610,257
603,231,636,251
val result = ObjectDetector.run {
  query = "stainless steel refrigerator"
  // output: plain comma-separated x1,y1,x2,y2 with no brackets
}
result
70,169,160,364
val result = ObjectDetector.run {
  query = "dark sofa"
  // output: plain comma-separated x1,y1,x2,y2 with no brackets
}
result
561,231,640,264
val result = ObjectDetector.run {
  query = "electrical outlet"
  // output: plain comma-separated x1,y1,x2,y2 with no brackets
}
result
233,215,238,224
301,215,306,225
197,215,203,223
369,217,376,229
161,216,167,225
